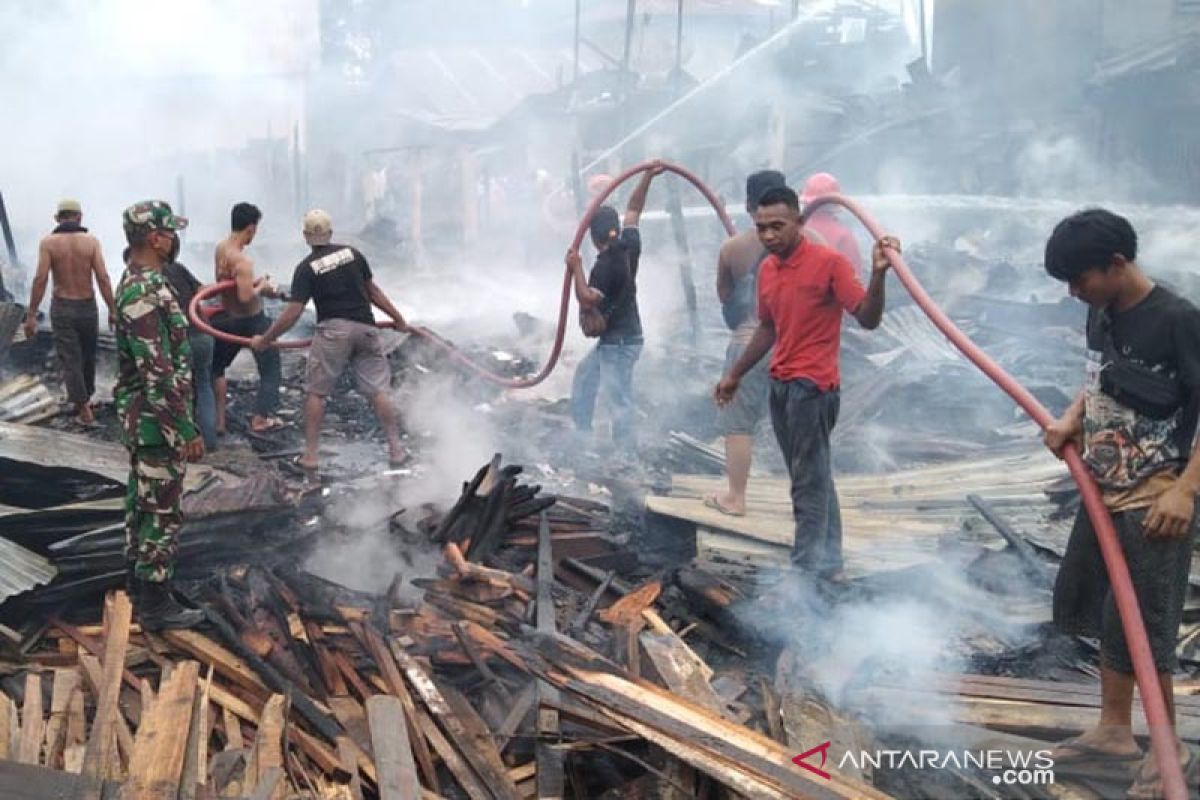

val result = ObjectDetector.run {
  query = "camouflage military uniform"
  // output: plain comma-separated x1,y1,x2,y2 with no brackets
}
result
113,203,197,583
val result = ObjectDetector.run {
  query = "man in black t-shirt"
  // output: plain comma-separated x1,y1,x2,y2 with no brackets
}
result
252,209,410,472
567,164,661,450
1043,208,1200,791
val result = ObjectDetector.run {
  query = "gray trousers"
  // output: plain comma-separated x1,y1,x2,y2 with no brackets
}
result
769,378,843,576
50,297,99,404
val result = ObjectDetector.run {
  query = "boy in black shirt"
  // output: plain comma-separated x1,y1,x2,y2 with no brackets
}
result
566,164,662,450
1043,208,1200,793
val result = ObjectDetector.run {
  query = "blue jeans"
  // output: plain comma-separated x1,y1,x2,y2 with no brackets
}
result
189,331,218,451
570,339,643,446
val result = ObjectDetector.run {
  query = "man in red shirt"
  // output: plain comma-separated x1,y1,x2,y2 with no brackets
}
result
714,185,899,580
800,172,862,268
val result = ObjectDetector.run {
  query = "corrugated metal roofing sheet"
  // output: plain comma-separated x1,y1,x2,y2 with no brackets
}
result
0,537,57,604
383,47,605,131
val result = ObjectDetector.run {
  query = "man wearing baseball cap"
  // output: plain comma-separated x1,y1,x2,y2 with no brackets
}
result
252,209,409,472
113,200,205,630
24,199,116,425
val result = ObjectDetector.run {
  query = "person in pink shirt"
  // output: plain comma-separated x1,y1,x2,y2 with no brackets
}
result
801,173,862,269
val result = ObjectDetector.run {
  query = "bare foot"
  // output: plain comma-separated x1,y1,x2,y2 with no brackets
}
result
388,444,410,467
77,403,96,425
703,491,746,516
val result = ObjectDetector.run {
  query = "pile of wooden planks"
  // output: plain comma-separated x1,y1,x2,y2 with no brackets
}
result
646,442,1071,579
0,455,891,798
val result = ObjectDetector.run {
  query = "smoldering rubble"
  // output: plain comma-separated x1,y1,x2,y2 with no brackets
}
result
2,1,1200,799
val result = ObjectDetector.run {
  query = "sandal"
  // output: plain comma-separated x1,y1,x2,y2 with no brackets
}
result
251,416,287,433
291,455,319,474
1126,746,1198,799
1048,735,1140,780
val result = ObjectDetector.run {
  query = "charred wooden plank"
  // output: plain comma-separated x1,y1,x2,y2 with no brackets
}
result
367,695,421,800
356,622,439,793
535,512,564,800
391,641,521,799
201,606,342,743
569,570,615,637
413,709,491,800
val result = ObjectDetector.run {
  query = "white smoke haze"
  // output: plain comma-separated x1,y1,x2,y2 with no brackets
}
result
395,374,500,510
740,554,1045,734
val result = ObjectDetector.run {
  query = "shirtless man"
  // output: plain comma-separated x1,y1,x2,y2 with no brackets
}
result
24,199,115,424
211,202,283,434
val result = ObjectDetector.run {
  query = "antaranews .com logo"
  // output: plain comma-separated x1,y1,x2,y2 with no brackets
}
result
794,741,1055,788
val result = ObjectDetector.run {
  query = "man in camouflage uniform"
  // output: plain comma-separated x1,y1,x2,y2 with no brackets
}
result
114,200,205,631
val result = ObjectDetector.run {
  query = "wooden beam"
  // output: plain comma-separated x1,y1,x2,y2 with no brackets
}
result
179,664,213,800
413,710,490,800
43,668,81,770
0,692,15,760
392,641,521,800
221,705,244,751
162,629,271,696
360,624,438,792
248,694,287,800
125,659,200,800
77,653,134,771
367,695,421,800
329,695,372,755
640,631,724,715
81,590,133,795
18,671,44,765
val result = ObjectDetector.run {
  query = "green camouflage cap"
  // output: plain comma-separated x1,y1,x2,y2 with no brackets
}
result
122,200,188,233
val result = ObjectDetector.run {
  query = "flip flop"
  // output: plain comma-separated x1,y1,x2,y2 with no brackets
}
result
1050,736,1141,773
251,416,287,433
703,494,746,517
1126,747,1198,800
291,455,319,474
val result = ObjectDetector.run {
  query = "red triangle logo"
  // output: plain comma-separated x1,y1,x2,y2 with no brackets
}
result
792,741,832,780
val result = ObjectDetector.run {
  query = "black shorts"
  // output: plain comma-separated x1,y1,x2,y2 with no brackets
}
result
1053,500,1197,674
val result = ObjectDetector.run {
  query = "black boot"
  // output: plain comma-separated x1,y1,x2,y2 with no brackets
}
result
133,578,205,632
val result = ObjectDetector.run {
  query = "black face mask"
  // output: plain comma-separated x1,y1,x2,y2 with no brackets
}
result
53,219,88,234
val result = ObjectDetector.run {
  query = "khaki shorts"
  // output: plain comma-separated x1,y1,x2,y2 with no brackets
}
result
717,339,771,436
306,318,390,397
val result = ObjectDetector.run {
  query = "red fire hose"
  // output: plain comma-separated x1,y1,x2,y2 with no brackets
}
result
187,160,736,389
806,193,1185,800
